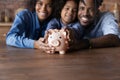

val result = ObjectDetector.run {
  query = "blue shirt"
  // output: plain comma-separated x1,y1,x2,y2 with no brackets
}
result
6,9,52,48
46,18,84,40
83,12,120,39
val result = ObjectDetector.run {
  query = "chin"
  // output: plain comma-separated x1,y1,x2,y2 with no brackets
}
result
80,22,89,27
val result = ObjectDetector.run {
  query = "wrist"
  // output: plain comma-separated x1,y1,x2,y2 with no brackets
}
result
86,39,92,49
34,41,39,49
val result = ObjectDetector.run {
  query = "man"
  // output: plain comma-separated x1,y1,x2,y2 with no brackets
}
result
70,0,120,50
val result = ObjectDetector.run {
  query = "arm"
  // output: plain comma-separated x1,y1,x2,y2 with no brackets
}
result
69,34,120,50
70,12,120,50
6,11,34,48
68,22,84,40
89,34,120,48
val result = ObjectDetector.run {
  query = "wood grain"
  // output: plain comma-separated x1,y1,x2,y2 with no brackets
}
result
0,39,120,80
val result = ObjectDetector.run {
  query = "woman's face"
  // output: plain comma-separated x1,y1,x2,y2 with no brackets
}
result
61,1,78,25
35,0,52,21
78,0,97,27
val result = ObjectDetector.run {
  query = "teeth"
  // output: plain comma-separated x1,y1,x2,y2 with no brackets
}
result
81,17,88,22
66,16,71,19
66,15,72,19
40,12,46,16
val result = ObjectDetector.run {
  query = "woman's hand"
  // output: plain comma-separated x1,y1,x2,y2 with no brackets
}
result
34,38,55,54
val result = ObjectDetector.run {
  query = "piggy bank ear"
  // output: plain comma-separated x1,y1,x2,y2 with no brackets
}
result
62,28,72,41
44,29,53,42
63,31,67,36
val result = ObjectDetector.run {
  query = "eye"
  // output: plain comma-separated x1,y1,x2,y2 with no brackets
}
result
64,7,69,11
50,36,52,38
88,8,94,13
59,36,62,39
47,3,52,8
79,7,84,11
36,2,43,7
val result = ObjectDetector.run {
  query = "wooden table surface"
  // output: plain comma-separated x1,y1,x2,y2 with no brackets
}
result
0,39,120,80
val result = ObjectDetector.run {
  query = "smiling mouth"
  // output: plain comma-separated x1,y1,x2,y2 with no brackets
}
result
81,17,89,22
40,12,47,16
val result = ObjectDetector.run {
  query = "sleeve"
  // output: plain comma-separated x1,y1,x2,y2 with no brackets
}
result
69,22,84,40
46,18,60,30
102,12,120,36
6,11,35,48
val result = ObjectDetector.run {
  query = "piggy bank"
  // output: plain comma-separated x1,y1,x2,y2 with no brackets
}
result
44,29,70,54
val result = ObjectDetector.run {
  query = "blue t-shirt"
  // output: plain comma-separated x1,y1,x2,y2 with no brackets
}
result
6,9,52,48
83,12,120,39
46,18,84,40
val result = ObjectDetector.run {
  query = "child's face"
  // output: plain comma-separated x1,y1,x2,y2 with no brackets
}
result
35,0,52,21
61,1,78,25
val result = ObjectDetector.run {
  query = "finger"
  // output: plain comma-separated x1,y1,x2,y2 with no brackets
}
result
45,51,51,54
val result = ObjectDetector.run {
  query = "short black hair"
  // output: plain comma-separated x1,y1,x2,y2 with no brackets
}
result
80,0,103,8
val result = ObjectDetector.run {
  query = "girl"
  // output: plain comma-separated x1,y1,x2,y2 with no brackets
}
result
46,0,83,40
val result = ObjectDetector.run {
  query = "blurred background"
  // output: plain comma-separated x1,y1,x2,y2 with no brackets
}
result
0,0,120,23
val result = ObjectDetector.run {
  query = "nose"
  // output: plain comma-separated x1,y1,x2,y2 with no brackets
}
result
41,5,46,11
83,9,90,16
68,9,73,15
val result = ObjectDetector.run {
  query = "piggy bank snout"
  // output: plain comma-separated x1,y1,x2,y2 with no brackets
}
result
50,40,60,47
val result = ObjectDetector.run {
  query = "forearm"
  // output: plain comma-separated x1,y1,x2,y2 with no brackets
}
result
69,34,120,50
89,34,120,48
69,39,90,50
6,34,34,48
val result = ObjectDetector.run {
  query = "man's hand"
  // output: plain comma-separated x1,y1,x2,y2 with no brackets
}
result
63,27,76,49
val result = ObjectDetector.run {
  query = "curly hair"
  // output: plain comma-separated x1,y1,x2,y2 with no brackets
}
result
80,0,103,8
27,0,57,18
54,0,79,19
27,0,56,11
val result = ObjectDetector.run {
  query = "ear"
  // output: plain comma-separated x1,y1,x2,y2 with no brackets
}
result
44,29,53,43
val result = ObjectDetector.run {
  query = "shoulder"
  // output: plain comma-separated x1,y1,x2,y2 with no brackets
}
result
100,11,115,20
69,21,84,30
48,18,60,25
70,21,82,27
15,9,36,21
49,18,59,22
16,9,34,18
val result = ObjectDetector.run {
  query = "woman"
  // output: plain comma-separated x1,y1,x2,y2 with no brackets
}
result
6,0,56,52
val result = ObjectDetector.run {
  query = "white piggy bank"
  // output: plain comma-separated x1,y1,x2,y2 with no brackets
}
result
44,29,70,54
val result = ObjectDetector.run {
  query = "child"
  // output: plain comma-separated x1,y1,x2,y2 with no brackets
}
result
46,0,83,40
6,0,57,52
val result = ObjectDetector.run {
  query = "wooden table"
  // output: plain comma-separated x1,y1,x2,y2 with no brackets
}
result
0,39,120,80
0,22,12,38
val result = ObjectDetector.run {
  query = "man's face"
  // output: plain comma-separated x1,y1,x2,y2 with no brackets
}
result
78,0,98,27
